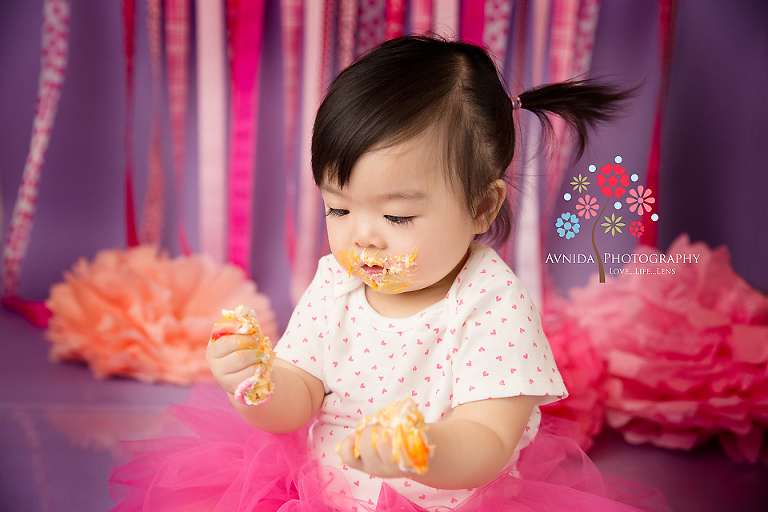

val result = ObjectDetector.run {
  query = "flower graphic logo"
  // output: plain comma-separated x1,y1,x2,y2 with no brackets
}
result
575,194,599,219
626,186,655,215
601,213,625,236
555,212,580,240
597,163,630,198
629,220,645,238
553,157,662,283
570,174,590,194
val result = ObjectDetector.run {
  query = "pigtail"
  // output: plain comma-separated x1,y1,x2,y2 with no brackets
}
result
518,78,637,159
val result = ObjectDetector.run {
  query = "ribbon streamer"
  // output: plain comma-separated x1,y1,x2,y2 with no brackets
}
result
226,0,267,273
196,0,227,263
122,0,139,248
281,0,303,268
460,0,484,44
141,0,165,246
514,0,550,307
432,0,460,38
385,0,407,39
641,0,678,248
1,0,70,320
165,0,192,255
483,0,513,69
292,0,328,301
410,0,434,34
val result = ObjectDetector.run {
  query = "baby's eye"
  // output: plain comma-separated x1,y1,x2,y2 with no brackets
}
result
384,215,414,225
325,208,349,218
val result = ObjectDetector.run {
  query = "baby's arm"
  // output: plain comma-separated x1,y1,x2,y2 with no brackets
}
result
339,394,535,489
206,334,325,434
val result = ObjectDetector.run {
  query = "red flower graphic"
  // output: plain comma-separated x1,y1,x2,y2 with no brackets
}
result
630,220,645,238
597,163,630,198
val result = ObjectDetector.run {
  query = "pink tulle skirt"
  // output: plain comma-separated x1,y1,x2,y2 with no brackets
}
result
109,385,668,512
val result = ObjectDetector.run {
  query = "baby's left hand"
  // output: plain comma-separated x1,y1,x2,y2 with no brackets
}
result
337,425,405,479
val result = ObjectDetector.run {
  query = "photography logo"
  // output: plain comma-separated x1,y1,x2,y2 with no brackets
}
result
547,156,666,283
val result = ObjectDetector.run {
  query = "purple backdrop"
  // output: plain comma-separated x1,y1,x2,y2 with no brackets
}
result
1,0,766,330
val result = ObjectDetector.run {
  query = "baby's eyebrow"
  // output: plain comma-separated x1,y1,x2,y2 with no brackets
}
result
377,190,427,201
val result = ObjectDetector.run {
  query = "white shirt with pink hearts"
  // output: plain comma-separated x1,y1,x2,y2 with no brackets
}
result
275,242,567,509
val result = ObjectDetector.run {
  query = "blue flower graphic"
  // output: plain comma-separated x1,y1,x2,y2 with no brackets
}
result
555,212,580,240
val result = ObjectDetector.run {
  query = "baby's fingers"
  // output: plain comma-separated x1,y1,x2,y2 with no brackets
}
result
338,428,401,478
206,333,258,358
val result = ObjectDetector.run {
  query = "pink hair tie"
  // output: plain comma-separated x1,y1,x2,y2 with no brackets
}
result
511,96,522,110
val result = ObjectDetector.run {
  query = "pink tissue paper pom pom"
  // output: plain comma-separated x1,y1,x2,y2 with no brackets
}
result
540,295,611,451
567,234,768,464
45,246,279,385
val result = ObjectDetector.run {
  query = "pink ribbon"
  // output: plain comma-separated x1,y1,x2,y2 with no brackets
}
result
281,0,303,268
432,0,460,38
641,0,678,248
165,0,192,255
460,0,484,44
122,0,139,248
483,0,513,68
141,0,165,246
357,0,385,56
292,0,328,302
385,0,407,39
410,0,434,34
1,0,69,326
337,0,358,70
226,0,267,272
195,0,228,263
514,0,550,307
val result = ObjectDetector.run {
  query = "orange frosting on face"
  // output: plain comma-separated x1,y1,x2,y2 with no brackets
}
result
337,248,418,294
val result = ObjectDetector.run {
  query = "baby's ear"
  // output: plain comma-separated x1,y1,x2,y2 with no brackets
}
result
473,179,507,234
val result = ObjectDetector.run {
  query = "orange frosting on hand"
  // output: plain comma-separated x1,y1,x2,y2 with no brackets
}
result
353,398,433,475
210,305,275,405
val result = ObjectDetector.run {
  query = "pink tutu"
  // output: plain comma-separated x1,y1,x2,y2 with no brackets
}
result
109,385,667,512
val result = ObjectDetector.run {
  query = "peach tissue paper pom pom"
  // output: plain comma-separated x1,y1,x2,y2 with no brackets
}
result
45,246,278,385
567,234,768,464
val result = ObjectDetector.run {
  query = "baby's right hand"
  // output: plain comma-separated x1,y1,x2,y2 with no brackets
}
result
205,334,265,395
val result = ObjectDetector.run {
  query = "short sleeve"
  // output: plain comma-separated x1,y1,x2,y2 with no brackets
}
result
274,259,334,390
448,252,567,408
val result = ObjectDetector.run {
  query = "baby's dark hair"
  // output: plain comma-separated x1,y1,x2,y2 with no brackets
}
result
312,35,632,244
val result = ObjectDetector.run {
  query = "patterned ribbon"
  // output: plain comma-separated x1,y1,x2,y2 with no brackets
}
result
196,0,227,263
385,0,407,39
141,0,164,246
165,0,192,255
641,0,677,248
483,0,513,69
122,0,139,248
337,0,358,70
1,0,69,326
357,0,385,56
281,0,303,268
226,0,267,272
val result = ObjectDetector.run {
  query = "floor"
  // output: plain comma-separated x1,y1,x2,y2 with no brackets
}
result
2,307,767,512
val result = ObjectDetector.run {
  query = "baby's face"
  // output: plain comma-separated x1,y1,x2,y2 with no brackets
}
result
320,136,480,302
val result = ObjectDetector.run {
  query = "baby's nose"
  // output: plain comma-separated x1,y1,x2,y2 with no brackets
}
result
353,223,385,250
